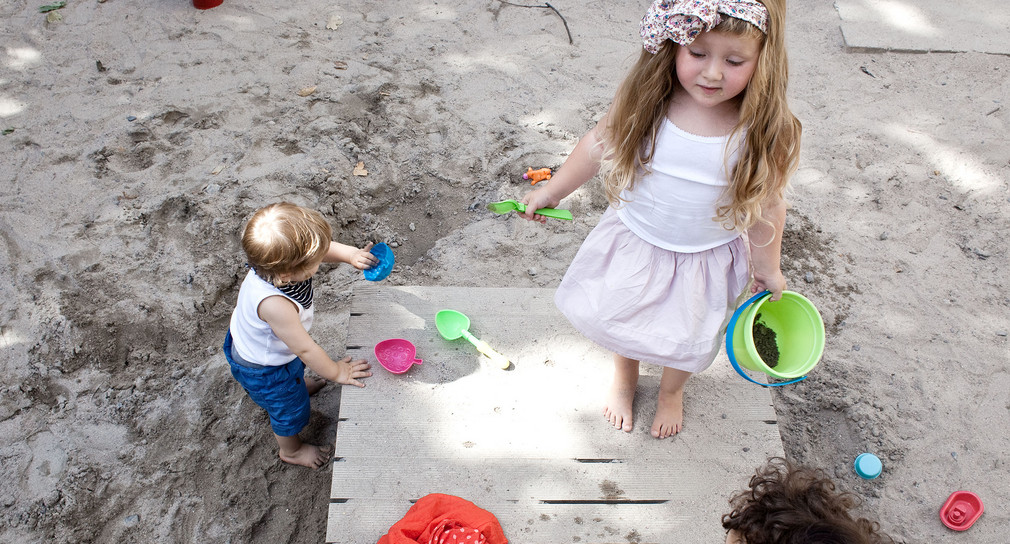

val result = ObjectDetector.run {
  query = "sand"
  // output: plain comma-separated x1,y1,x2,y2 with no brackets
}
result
1,1,1007,542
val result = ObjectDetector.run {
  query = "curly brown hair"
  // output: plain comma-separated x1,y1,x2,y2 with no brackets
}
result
722,458,894,544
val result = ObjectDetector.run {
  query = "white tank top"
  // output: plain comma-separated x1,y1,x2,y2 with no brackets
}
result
229,270,314,366
616,118,741,253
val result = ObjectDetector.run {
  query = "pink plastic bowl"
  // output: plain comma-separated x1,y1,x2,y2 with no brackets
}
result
374,339,422,374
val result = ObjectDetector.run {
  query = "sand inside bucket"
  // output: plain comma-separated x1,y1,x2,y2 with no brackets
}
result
752,313,780,368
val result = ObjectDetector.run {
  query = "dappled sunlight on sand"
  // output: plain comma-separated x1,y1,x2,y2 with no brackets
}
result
4,46,42,70
2,47,41,118
0,326,29,351
0,97,26,118
885,124,1003,194
443,50,526,78
214,14,262,31
866,1,939,37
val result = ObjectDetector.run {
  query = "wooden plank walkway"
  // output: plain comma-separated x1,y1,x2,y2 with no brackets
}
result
327,285,783,544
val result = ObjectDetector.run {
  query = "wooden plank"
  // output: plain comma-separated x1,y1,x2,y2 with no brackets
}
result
329,457,784,502
331,418,779,460
329,498,719,544
329,499,721,544
335,371,776,421
328,286,783,544
328,499,727,544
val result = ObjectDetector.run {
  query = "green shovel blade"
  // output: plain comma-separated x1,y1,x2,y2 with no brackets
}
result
486,200,573,220
435,309,469,340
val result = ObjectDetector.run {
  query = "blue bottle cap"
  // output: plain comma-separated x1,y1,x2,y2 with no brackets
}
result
854,453,882,479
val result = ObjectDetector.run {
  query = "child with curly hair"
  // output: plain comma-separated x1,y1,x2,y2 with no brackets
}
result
722,458,894,544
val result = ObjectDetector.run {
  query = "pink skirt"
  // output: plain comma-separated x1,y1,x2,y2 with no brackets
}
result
555,207,750,373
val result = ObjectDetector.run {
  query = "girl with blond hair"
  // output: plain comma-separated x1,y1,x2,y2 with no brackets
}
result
520,0,801,438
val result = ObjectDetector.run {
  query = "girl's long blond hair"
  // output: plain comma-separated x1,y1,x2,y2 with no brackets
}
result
601,0,801,232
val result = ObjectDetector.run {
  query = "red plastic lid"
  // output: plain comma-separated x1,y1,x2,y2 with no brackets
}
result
939,491,983,531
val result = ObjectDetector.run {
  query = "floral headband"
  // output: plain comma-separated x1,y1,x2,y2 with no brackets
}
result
640,0,769,54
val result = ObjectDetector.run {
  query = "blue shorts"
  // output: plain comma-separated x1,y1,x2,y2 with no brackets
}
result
224,331,311,437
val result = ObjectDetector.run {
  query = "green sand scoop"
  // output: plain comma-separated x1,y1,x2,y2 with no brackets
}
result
435,309,511,369
487,200,573,221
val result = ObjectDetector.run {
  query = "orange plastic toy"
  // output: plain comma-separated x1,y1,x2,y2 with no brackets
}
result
523,167,552,185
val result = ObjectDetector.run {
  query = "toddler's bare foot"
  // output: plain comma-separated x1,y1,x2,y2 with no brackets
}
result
603,385,636,432
305,375,326,396
279,442,332,469
650,389,684,439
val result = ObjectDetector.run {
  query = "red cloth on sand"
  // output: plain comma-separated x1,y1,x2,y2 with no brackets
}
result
377,493,508,544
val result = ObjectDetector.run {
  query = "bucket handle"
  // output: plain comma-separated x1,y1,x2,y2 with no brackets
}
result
725,290,807,387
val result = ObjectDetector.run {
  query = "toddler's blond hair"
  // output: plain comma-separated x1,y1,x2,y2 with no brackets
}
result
242,202,331,284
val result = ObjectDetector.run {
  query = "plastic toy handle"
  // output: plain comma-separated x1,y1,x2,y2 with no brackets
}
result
461,331,511,369
479,345,511,370
514,202,572,220
532,207,573,221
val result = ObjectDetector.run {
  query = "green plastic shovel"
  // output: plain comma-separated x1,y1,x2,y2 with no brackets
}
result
435,309,511,369
487,200,573,221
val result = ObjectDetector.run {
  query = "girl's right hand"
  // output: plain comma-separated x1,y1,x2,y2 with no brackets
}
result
518,187,561,224
752,269,786,301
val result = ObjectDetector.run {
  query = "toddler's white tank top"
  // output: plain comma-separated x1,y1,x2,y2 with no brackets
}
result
229,270,314,366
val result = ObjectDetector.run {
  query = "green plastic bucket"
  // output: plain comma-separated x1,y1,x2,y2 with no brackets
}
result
726,290,825,385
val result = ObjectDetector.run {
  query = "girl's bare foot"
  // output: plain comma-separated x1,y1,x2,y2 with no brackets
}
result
651,367,691,439
604,385,636,432
279,442,332,469
604,355,640,432
651,390,684,438
306,375,326,396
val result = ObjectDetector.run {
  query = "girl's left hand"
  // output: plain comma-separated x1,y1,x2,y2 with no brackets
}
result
350,242,378,270
752,269,786,301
